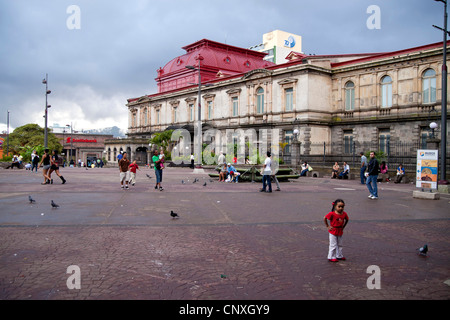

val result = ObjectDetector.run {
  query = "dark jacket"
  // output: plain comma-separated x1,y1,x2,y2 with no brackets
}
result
368,158,379,176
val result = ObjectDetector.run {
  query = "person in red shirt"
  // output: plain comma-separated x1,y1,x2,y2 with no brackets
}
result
128,159,140,186
324,199,349,262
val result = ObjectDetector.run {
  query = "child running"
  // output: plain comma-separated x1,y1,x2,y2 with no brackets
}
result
323,199,349,262
128,159,140,186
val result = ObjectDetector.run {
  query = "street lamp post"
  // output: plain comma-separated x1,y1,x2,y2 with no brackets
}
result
42,74,51,148
433,0,448,183
186,55,205,170
6,110,10,157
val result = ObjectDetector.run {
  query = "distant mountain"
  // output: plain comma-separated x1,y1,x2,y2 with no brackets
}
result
83,126,126,138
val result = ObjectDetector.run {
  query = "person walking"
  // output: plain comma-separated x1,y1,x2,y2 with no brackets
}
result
119,152,130,190
31,151,40,173
38,149,51,185
324,199,349,262
48,150,66,184
360,152,367,184
152,150,164,191
366,151,379,199
260,151,272,193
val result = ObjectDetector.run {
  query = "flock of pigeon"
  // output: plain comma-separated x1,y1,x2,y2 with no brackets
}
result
28,195,59,208
180,177,214,187
27,178,430,257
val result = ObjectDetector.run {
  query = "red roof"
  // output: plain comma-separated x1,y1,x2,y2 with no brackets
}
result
155,39,275,93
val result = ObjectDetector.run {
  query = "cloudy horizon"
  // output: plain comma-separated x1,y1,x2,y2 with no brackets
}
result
0,0,445,134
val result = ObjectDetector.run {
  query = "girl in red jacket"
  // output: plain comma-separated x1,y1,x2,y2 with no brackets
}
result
324,199,349,262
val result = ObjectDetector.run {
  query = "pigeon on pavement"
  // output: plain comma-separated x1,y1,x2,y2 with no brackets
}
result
418,244,428,256
28,196,36,203
170,210,179,219
51,200,60,208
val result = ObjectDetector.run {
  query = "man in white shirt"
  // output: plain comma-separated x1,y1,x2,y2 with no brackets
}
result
338,161,350,179
260,151,272,193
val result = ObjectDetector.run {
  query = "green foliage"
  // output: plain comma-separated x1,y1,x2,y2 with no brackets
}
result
150,130,173,149
7,124,62,160
365,150,387,164
20,145,46,162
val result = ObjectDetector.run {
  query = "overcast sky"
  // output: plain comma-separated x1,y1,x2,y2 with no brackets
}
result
0,0,445,134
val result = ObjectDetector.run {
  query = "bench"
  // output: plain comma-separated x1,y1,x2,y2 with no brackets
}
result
209,166,300,182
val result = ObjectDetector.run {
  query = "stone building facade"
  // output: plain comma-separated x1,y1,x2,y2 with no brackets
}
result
107,39,449,174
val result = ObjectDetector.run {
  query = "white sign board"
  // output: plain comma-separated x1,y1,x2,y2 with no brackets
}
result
416,149,438,189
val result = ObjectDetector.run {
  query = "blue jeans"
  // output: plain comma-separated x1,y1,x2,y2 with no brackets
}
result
155,168,163,183
262,174,272,192
366,174,378,197
360,166,366,184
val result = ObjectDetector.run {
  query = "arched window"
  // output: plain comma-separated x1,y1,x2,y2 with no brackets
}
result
256,87,264,114
422,68,436,103
345,81,355,111
381,75,392,108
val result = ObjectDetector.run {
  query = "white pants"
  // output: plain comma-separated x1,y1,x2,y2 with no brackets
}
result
129,172,136,184
328,233,344,259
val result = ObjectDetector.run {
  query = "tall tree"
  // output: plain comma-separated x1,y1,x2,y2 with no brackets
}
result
8,124,62,159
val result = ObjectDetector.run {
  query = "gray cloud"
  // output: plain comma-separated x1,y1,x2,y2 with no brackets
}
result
0,0,444,133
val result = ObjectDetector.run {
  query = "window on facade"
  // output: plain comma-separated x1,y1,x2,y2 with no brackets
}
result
343,130,353,154
379,129,390,154
256,87,264,114
284,130,293,154
285,88,293,111
143,108,148,126
381,76,392,108
156,109,160,124
189,104,194,121
207,101,213,120
422,68,437,104
232,97,239,117
420,127,429,149
173,107,177,123
345,81,355,111
132,113,137,127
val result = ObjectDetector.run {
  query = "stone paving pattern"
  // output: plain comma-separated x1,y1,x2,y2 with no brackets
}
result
0,166,449,300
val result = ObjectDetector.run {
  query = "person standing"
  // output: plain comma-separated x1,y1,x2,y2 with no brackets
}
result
128,159,140,186
366,151,379,199
119,152,130,190
190,153,195,169
324,199,349,262
153,150,164,191
217,151,225,166
260,151,272,193
360,152,367,184
117,151,123,163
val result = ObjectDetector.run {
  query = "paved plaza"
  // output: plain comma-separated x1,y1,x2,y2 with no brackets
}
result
0,166,449,301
